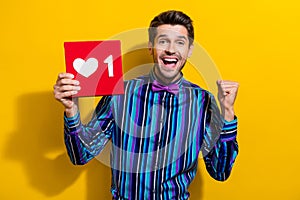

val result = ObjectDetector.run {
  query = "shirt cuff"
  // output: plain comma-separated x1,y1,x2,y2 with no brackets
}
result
220,116,237,142
64,111,81,134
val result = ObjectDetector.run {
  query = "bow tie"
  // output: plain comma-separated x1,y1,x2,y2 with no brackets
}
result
151,80,179,95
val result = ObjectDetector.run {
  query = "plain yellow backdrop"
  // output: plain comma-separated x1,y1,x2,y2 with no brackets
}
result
1,0,300,200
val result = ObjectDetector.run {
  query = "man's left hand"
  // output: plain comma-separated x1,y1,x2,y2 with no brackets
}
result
217,80,239,121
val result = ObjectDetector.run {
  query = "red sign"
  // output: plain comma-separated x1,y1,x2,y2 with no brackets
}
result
64,40,124,97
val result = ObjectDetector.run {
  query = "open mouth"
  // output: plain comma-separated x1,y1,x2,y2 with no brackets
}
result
161,57,178,68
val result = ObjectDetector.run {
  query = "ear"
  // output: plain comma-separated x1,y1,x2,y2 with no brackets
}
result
187,44,194,58
148,41,153,55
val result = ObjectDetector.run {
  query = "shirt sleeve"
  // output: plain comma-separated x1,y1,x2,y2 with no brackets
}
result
64,96,115,165
202,93,239,181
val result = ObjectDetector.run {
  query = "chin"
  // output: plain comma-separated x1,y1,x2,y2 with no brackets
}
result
160,71,180,80
155,63,181,81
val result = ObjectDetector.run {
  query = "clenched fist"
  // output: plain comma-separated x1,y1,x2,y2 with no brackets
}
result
216,80,239,121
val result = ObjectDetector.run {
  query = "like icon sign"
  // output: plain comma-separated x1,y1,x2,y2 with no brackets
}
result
64,40,124,97
73,58,98,78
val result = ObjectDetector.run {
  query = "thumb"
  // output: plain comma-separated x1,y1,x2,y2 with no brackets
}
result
216,80,223,85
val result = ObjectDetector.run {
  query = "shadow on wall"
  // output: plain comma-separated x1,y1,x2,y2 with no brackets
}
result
3,92,111,199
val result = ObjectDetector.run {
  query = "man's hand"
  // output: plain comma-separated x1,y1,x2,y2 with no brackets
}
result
53,73,81,117
216,80,239,121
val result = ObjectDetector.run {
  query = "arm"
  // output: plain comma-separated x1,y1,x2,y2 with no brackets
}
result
203,103,238,181
202,80,239,181
64,96,114,165
53,73,114,165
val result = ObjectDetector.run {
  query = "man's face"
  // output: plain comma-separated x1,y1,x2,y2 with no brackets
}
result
149,24,194,84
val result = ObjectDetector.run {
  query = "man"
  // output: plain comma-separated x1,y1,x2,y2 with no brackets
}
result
54,10,239,200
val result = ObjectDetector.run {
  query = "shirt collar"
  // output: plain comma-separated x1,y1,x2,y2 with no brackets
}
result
149,67,183,87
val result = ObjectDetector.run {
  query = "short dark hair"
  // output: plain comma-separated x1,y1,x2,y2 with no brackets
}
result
148,10,194,45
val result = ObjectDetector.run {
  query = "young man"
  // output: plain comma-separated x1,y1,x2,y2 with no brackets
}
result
54,10,239,200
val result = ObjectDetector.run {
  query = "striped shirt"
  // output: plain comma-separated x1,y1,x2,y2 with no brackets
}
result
64,70,238,200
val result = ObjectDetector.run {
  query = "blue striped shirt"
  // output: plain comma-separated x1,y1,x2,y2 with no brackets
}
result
64,70,238,200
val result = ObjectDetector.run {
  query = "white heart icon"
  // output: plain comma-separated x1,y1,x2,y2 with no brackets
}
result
73,58,98,78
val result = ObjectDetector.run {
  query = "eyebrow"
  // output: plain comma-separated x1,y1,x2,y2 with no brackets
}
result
157,34,188,41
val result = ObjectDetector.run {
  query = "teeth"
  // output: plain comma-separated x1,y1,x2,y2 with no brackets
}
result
163,58,177,62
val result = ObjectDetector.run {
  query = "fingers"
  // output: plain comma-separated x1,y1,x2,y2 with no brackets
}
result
217,80,239,96
217,80,239,90
54,89,78,101
53,72,80,108
217,80,239,87
57,72,74,81
56,73,79,87
56,84,81,93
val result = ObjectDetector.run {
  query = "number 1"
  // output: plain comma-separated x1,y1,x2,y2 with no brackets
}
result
104,55,114,77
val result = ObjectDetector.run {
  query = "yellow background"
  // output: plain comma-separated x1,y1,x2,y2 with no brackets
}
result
1,0,300,199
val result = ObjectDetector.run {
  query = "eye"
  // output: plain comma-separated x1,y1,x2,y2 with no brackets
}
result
158,39,168,45
176,40,185,46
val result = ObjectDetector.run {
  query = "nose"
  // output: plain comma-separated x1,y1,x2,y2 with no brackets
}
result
165,42,176,54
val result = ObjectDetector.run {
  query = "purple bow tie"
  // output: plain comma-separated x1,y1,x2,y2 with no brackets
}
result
151,80,179,95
